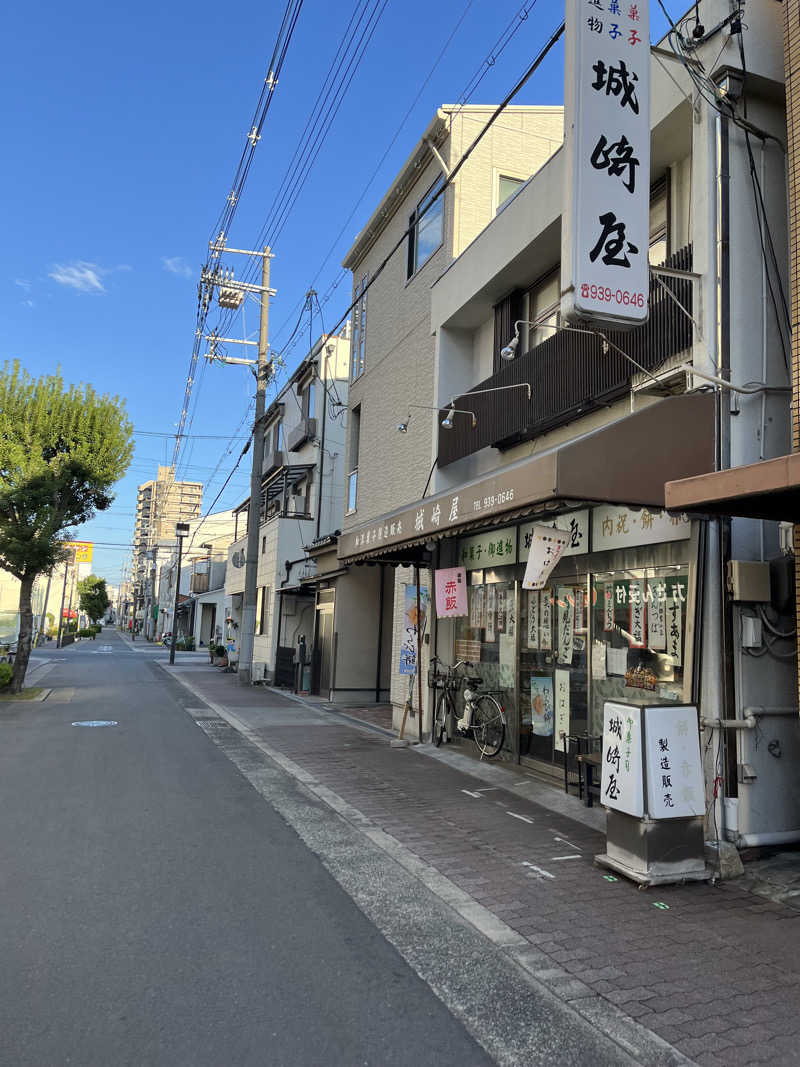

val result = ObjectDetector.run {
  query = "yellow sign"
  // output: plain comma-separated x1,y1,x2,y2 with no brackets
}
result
65,541,93,564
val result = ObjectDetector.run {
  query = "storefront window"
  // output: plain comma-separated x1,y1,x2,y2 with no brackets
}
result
589,565,689,734
453,567,516,755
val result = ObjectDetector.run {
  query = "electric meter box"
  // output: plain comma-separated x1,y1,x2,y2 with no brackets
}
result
727,560,771,602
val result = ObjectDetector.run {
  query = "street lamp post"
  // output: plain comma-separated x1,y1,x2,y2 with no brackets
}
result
169,522,190,666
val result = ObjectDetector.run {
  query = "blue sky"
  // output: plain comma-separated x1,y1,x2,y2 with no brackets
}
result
2,0,673,587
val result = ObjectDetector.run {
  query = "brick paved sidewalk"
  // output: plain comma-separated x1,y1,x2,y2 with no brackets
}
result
165,665,800,1067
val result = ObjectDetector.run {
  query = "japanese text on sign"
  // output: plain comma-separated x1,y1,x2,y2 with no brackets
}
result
601,701,644,816
562,0,650,326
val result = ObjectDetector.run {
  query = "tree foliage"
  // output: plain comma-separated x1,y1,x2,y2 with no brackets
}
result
77,574,110,622
0,361,133,690
0,361,133,580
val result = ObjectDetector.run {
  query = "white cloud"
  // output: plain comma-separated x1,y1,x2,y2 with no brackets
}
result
15,278,32,291
49,261,105,293
162,256,193,279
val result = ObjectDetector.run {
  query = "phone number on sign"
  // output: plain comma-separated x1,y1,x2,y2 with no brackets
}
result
580,283,646,308
473,489,515,512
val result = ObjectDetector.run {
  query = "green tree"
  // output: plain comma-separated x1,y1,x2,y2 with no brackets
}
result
0,361,132,692
77,574,110,623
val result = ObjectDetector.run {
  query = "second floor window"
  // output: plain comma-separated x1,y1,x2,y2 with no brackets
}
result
351,277,367,381
497,174,524,213
347,405,360,514
407,175,445,279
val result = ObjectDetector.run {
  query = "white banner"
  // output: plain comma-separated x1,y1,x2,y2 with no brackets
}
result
554,669,571,753
485,584,496,643
562,0,651,327
556,587,575,665
527,590,540,649
519,510,589,561
667,592,682,666
540,591,553,651
522,526,571,591
647,581,666,650
628,579,645,648
644,705,703,818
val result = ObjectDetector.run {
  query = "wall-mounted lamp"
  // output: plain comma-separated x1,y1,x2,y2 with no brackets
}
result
500,316,557,361
396,403,477,433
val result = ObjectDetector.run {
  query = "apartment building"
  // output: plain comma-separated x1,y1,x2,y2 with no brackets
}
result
131,465,203,637
337,2,799,851
225,328,350,686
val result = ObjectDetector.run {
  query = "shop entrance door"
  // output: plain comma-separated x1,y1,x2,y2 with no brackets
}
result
312,590,335,696
520,578,589,766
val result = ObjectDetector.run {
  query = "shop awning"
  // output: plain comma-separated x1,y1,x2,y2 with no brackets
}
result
665,452,800,521
339,393,715,564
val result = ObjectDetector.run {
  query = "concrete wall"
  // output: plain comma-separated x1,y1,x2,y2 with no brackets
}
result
328,564,391,702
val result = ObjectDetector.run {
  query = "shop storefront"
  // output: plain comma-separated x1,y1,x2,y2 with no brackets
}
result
446,505,696,772
337,394,714,769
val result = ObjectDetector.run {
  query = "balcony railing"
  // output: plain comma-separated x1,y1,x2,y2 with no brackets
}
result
438,245,694,467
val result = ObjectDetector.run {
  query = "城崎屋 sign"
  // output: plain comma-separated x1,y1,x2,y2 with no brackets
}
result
561,0,650,327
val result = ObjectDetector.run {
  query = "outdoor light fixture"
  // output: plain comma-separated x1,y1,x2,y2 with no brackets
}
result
396,420,409,433
397,404,477,432
500,316,557,361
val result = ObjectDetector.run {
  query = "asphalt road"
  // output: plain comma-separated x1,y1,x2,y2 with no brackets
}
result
0,632,494,1067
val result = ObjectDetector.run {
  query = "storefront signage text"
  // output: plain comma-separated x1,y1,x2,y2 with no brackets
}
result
518,510,589,562
592,506,691,551
561,0,651,327
601,701,644,817
458,527,517,571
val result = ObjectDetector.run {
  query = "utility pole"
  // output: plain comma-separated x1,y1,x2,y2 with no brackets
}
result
201,239,275,685
56,557,71,648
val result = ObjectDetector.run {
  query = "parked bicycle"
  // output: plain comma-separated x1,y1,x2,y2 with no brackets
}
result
430,656,506,759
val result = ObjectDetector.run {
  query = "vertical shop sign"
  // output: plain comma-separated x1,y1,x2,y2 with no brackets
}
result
647,580,666,650
574,587,585,632
434,567,468,618
643,706,703,818
485,584,496,643
469,585,482,630
530,676,555,736
603,582,615,632
399,585,428,674
500,592,515,686
554,669,570,752
496,588,507,634
540,590,553,651
527,589,540,649
667,593,682,666
629,579,645,648
521,526,571,590
562,0,651,327
600,701,644,816
557,587,575,665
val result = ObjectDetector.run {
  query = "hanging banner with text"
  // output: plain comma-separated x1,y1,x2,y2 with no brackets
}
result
561,0,650,327
521,526,571,591
434,567,468,618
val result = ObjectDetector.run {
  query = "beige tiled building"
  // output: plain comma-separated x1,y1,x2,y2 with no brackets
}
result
340,105,563,727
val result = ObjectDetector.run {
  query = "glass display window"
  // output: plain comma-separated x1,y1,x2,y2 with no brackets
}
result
453,567,516,754
589,564,690,734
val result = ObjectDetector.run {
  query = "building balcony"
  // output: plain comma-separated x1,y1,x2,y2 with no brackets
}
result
190,572,209,593
438,246,694,467
287,417,317,452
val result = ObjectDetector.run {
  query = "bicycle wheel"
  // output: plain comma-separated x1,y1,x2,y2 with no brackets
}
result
472,695,505,758
433,690,449,746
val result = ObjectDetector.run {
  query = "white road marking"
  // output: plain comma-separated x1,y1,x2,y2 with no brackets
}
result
461,790,483,799
550,855,582,861
506,812,534,824
553,835,582,851
521,862,555,879
474,787,498,793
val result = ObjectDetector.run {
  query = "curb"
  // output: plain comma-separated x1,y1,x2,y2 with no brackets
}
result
159,663,692,1067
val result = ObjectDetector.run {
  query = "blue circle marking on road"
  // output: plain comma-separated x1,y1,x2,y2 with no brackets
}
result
71,720,118,727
